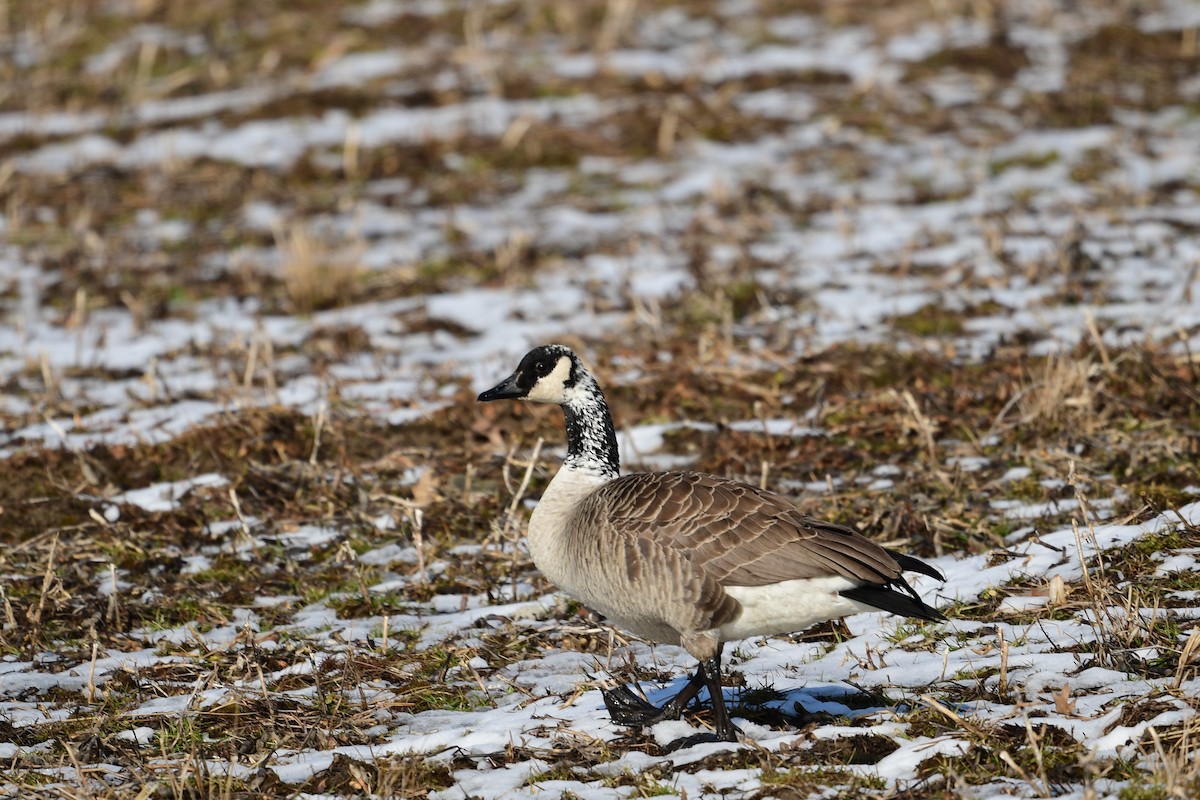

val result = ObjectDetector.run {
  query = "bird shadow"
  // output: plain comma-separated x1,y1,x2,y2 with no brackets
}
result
616,676,893,739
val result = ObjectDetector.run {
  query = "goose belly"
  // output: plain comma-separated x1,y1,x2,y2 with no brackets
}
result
717,577,876,641
556,543,686,646
531,528,684,645
571,583,684,646
591,607,684,646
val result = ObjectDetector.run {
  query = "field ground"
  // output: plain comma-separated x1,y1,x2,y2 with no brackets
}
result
2,0,1200,797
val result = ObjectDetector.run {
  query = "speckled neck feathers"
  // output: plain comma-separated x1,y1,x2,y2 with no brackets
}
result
561,371,620,479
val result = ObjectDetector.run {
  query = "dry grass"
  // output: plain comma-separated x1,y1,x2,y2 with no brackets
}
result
275,223,364,314
2,338,1197,794
3,0,1200,796
1013,352,1100,432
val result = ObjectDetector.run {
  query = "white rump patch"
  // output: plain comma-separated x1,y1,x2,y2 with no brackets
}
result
719,576,877,641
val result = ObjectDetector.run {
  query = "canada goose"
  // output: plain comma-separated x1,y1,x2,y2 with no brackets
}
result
479,344,943,746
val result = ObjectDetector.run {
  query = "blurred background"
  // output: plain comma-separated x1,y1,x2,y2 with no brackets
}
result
3,0,1197,442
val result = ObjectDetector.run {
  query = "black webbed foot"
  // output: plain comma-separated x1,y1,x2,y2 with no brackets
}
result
603,647,745,748
602,663,707,728
601,683,664,726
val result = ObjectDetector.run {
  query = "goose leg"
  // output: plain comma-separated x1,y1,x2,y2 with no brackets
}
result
700,652,741,743
661,652,743,751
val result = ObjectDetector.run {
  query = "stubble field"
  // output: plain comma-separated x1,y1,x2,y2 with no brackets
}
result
1,1,1199,797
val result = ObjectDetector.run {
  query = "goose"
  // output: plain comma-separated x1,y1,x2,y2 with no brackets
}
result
478,344,943,746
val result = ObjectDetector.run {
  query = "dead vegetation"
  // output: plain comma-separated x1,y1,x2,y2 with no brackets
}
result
2,335,1197,795
3,0,1200,796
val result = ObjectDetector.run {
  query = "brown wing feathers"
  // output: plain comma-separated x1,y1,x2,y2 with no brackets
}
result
593,472,912,588
573,470,942,626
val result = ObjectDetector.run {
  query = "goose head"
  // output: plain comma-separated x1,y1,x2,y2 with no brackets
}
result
478,344,585,405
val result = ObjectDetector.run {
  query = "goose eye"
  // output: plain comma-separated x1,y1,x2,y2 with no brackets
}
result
535,360,552,376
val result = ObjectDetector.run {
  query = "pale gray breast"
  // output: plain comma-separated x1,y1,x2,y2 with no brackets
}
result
567,474,744,638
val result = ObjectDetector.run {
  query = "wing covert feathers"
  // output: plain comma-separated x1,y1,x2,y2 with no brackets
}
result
574,471,912,588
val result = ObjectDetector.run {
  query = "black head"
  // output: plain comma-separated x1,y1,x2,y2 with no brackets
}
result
477,345,580,404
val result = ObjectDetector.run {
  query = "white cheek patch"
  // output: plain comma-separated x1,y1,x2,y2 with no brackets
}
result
525,356,573,403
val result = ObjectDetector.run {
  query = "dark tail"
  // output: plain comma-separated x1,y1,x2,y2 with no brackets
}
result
840,550,945,621
841,580,943,621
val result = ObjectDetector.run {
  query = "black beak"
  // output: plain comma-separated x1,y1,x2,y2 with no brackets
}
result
477,371,525,402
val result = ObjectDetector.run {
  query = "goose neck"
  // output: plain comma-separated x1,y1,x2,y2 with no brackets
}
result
560,378,620,479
